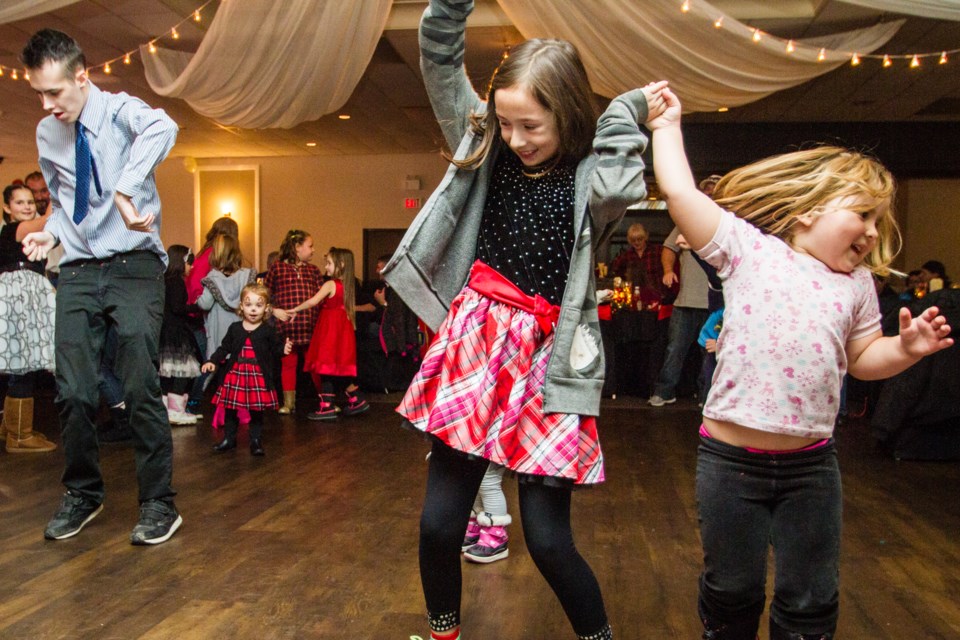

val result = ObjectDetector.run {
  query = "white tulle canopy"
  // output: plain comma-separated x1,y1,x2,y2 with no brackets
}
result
15,0,953,128
496,0,904,112
141,0,393,129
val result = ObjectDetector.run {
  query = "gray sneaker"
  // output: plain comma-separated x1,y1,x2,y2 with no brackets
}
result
647,395,676,407
130,499,182,545
44,492,103,540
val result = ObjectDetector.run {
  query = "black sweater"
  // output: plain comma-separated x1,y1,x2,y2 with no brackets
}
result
206,321,286,394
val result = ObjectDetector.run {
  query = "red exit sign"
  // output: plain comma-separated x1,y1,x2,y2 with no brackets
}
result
404,197,422,209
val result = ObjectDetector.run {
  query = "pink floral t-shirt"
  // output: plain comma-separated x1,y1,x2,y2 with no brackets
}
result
698,210,881,438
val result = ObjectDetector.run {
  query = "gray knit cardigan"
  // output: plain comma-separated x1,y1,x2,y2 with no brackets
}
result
383,0,651,416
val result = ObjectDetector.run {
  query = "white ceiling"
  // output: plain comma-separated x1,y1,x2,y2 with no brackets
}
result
1,0,958,164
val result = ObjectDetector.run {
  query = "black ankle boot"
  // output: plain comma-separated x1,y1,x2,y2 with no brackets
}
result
249,438,264,456
213,437,237,452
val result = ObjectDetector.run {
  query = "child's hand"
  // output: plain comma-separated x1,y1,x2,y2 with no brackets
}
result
645,86,682,130
898,306,953,357
272,308,294,322
705,338,717,353
283,338,293,355
596,289,613,303
640,80,669,122
201,362,216,373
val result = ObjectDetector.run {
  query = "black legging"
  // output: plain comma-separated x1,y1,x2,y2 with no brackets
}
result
419,440,608,636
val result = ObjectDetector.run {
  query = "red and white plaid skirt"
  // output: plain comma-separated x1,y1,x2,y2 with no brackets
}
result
398,262,605,485
213,342,279,411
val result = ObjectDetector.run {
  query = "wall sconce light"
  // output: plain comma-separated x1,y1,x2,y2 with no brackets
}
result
220,202,234,218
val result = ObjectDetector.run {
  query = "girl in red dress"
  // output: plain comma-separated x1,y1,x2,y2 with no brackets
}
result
267,229,323,415
202,283,292,456
282,247,369,421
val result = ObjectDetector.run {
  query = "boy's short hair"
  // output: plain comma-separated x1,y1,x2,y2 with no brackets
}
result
21,29,86,74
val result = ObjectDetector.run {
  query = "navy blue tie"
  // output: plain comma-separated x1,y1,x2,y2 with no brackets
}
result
73,121,101,225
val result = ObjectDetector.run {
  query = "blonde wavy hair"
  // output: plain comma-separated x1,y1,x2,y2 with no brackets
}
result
712,146,901,276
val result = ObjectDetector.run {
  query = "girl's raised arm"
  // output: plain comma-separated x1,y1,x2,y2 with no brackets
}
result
647,87,723,251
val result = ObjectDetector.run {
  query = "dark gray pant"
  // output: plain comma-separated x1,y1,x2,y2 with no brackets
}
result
696,436,841,639
55,251,175,504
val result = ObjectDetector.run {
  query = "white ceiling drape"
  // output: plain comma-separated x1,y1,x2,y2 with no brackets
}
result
141,0,393,129
0,0,80,24
838,0,960,21
496,0,903,112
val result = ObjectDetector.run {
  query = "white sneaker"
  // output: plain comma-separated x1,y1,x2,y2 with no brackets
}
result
648,395,676,407
168,411,198,426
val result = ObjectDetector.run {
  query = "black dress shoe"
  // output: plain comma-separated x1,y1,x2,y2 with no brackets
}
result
249,438,264,456
212,438,237,453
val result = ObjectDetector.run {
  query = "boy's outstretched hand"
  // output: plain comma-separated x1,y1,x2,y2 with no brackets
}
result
899,306,953,357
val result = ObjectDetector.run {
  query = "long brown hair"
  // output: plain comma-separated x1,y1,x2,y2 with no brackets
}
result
209,234,243,276
712,146,900,276
200,217,239,252
453,39,597,170
327,247,356,328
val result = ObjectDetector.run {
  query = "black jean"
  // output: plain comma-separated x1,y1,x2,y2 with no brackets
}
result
419,440,608,636
55,251,175,504
696,436,841,638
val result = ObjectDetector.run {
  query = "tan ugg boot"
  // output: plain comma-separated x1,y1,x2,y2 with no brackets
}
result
278,390,296,415
5,397,57,453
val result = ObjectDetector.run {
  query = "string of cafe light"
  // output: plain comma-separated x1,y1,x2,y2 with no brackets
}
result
679,0,957,68
0,0,221,81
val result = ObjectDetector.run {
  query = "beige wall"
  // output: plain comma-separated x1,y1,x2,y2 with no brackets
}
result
156,153,449,272
899,179,960,280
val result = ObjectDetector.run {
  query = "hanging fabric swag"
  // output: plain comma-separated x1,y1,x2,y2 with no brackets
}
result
496,0,903,113
141,0,393,129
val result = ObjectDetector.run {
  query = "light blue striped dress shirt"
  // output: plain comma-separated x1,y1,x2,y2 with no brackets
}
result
36,82,178,267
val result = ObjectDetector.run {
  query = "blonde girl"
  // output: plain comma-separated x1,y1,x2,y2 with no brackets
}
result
203,283,292,456
645,84,952,640
266,229,322,415
197,234,256,428
283,247,368,420
0,184,56,452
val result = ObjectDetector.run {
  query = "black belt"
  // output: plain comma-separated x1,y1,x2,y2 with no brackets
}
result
236,357,258,364
0,261,44,275
62,249,158,268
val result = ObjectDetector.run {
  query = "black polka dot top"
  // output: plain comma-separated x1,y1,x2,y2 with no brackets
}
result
475,147,576,306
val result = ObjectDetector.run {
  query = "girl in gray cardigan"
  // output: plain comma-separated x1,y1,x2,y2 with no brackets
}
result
382,1,662,638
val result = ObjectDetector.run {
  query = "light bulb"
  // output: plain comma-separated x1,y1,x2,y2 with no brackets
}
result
882,54,892,67
910,55,920,68
124,53,132,64
817,48,826,62
713,16,723,28
786,40,795,53
194,10,201,22
171,27,180,40
681,1,690,13
104,62,112,74
939,52,948,64
851,53,861,66
752,29,761,43
149,41,157,53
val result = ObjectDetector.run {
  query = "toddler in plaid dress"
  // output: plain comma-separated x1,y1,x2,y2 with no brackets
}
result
202,283,292,456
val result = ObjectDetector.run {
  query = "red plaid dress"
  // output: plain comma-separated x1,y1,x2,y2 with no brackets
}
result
398,263,605,485
212,340,279,410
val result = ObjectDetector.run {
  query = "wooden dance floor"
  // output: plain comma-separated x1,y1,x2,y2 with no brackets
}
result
1,392,958,639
